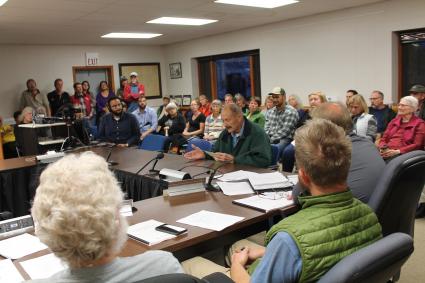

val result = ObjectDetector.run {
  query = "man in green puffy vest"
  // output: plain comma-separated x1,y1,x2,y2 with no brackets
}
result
229,119,382,283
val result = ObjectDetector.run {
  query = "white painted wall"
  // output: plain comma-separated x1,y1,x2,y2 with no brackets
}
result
0,45,167,116
164,0,425,105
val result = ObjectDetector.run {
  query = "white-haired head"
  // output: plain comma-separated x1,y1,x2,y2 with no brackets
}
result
400,95,419,110
31,152,127,268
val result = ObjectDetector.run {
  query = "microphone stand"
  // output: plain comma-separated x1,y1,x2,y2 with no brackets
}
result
204,162,226,192
135,153,164,175
106,146,119,166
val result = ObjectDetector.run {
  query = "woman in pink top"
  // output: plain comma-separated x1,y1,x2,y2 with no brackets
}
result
379,96,425,160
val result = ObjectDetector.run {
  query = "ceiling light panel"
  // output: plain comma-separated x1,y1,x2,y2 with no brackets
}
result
101,33,162,39
0,0,8,7
214,0,299,9
147,17,217,26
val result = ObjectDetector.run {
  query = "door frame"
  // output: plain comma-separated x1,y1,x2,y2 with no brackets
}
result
72,65,115,91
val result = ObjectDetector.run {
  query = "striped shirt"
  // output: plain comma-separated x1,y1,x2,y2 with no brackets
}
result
264,105,299,142
204,114,224,139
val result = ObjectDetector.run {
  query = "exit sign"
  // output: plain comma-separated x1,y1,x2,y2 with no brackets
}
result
86,52,99,66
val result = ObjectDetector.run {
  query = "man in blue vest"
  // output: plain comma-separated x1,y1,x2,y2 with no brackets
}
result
182,119,382,283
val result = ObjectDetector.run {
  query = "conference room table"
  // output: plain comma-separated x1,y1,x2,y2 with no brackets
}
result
0,145,222,217
10,184,297,280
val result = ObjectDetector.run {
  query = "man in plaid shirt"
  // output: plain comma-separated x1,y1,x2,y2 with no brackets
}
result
264,87,299,157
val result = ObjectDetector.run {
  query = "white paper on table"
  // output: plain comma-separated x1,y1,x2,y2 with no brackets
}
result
233,194,294,212
127,219,176,246
287,174,299,185
0,233,48,259
0,259,25,283
19,253,67,280
120,204,133,217
249,172,292,190
177,210,244,231
217,181,254,196
217,170,259,182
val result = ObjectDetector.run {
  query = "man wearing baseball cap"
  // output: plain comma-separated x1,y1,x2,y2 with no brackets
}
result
264,86,299,158
409,84,425,120
123,72,145,113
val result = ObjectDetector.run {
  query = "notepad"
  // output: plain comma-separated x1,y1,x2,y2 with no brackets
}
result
248,172,293,191
233,194,294,212
19,253,67,280
217,181,254,196
217,170,258,182
0,233,48,259
0,259,24,283
177,210,244,231
127,219,176,246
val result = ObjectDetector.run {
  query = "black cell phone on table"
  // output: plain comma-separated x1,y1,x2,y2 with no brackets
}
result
155,224,188,235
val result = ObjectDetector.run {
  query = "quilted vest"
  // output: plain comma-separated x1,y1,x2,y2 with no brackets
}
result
248,190,382,283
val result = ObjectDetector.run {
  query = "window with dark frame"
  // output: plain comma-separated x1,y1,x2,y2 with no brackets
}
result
197,50,261,101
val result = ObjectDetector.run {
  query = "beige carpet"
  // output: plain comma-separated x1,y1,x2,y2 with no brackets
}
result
399,218,425,282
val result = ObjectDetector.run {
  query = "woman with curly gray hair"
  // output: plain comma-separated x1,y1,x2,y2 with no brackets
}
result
30,152,182,282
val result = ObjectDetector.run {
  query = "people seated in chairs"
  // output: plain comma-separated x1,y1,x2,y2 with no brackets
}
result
368,90,396,141
184,104,272,168
264,86,299,158
294,102,385,203
246,96,265,128
379,95,425,161
409,84,425,120
47,78,71,117
281,91,327,172
235,93,248,114
157,96,170,119
199,94,212,117
203,99,224,143
98,97,140,147
348,94,377,142
0,115,18,159
132,96,157,142
29,152,183,283
182,119,382,283
224,93,235,105
261,95,274,118
157,102,186,151
287,94,306,128
175,99,206,150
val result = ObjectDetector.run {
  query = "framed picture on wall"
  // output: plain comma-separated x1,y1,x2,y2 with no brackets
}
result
118,63,162,99
169,62,182,79
182,95,192,106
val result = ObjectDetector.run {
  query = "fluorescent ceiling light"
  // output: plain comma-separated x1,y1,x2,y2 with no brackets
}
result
147,17,217,26
214,0,298,9
101,33,162,39
0,0,8,7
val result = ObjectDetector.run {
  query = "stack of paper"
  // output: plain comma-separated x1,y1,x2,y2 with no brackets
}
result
0,259,24,283
127,219,176,246
233,194,294,212
217,170,259,182
217,181,254,196
177,210,244,231
248,172,293,191
19,253,67,280
287,174,299,185
0,233,48,259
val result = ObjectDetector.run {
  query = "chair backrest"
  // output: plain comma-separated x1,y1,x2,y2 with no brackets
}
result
270,144,280,166
139,134,167,151
186,138,213,153
368,150,425,236
318,233,414,283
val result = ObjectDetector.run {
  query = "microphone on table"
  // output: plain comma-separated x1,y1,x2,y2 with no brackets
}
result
135,152,165,175
106,146,119,166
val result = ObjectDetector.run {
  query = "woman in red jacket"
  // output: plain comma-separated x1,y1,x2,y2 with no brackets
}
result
379,95,425,160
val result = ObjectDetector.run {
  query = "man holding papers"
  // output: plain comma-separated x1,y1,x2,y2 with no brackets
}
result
184,104,272,167
182,119,382,283
29,152,183,282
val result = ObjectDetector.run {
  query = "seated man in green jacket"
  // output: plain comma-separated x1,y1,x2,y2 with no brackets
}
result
184,104,272,168
182,119,382,282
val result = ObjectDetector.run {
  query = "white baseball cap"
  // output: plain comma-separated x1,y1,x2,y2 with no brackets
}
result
130,72,138,77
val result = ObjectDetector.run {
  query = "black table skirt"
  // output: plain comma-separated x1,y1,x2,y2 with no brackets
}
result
0,164,167,217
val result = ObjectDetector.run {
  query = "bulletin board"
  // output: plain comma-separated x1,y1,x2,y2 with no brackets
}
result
118,63,162,99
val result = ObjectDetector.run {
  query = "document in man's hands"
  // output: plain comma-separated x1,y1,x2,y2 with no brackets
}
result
177,210,244,231
233,193,294,212
127,219,177,246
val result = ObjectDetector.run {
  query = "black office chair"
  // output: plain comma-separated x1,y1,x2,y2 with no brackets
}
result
133,272,233,283
368,150,425,237
318,233,414,283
